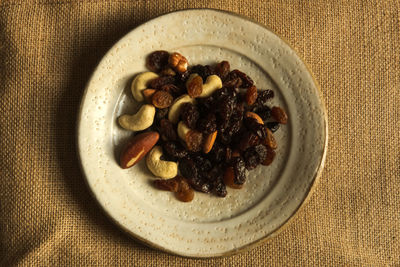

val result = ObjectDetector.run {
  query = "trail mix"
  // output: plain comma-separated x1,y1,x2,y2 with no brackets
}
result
118,51,288,202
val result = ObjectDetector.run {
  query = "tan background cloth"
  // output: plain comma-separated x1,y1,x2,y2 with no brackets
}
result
1,0,399,266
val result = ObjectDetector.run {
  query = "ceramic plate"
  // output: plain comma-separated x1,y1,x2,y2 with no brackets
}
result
77,9,327,257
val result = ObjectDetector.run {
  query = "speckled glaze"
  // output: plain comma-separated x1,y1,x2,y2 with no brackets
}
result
77,9,327,258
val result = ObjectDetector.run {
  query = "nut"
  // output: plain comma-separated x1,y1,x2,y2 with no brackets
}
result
203,130,217,153
120,131,159,169
245,111,264,124
118,104,155,131
199,75,223,98
142,89,156,103
131,72,159,102
177,121,203,152
168,52,188,73
146,146,178,179
168,94,196,124
177,121,190,141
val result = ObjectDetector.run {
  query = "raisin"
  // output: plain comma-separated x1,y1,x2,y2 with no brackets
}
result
255,106,271,121
186,75,203,98
245,85,258,106
181,103,199,129
152,90,173,108
223,71,243,88
190,65,214,80
232,69,254,87
159,119,177,141
163,141,188,158
271,106,288,124
209,142,226,163
214,61,230,79
146,51,170,72
155,108,168,122
188,176,212,193
254,144,268,163
238,131,260,151
263,128,277,149
257,90,274,106
185,130,203,152
153,178,179,192
175,176,195,202
244,117,267,140
266,121,280,132
261,147,276,165
212,177,227,197
149,76,175,89
161,84,182,96
160,67,176,76
223,167,243,189
232,157,248,185
175,71,190,83
179,157,198,179
225,147,232,163
243,147,260,170
193,155,212,172
197,113,217,134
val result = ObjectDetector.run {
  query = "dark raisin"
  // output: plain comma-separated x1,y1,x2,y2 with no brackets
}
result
212,177,227,197
149,76,175,89
254,144,268,163
193,155,212,172
159,119,177,141
155,108,169,122
179,157,198,179
266,122,280,132
190,64,215,80
214,61,230,79
232,157,248,185
238,131,260,151
243,147,260,170
256,106,271,121
261,147,276,165
244,117,267,140
209,142,226,163
197,113,217,134
232,69,254,87
257,90,274,106
219,131,232,145
180,103,199,129
186,130,203,152
146,51,170,72
161,84,183,96
175,71,190,84
163,141,188,159
223,71,243,88
271,106,288,124
188,177,212,193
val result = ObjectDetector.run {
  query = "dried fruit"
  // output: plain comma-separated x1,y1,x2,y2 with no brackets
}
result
161,84,182,96
159,119,177,141
232,157,247,185
160,67,176,76
169,52,188,73
238,131,260,151
146,50,170,72
261,146,276,166
152,90,173,108
120,132,159,169
180,103,199,129
186,74,203,98
197,113,217,134
155,108,169,122
153,178,179,192
257,89,274,106
175,176,195,202
214,61,230,79
223,167,243,189
179,157,198,179
185,130,203,152
263,128,277,149
190,64,214,80
245,85,258,105
203,130,217,153
149,76,175,90
271,106,288,124
266,121,280,133
163,141,188,159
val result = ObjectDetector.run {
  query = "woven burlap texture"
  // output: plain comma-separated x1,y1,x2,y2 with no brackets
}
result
1,1,399,266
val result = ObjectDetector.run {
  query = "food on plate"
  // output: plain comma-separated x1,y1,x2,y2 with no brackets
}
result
117,50,288,202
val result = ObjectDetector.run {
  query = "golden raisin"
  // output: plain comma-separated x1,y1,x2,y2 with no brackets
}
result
187,75,203,98
245,85,258,105
153,178,179,192
186,130,203,152
263,128,277,149
175,176,194,202
152,90,173,108
271,106,288,124
223,167,243,189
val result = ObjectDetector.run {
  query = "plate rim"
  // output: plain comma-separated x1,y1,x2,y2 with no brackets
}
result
76,8,328,258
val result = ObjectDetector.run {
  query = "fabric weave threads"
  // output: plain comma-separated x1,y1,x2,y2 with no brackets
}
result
1,1,399,266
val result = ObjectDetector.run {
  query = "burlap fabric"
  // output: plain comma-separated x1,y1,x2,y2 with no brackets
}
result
1,1,399,266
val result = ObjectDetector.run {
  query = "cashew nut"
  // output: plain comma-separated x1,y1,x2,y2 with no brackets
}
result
131,72,159,102
118,104,155,131
168,94,195,124
146,146,178,179
177,121,190,141
199,75,222,98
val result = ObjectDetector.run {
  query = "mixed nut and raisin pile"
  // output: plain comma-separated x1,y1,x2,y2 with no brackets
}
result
118,51,288,202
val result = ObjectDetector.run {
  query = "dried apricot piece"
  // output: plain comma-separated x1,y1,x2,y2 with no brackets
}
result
152,90,173,109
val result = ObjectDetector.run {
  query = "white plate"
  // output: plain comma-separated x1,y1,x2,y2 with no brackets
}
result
77,9,328,258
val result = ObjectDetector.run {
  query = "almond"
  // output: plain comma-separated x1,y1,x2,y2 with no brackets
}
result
203,130,217,154
245,111,264,124
120,131,159,169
